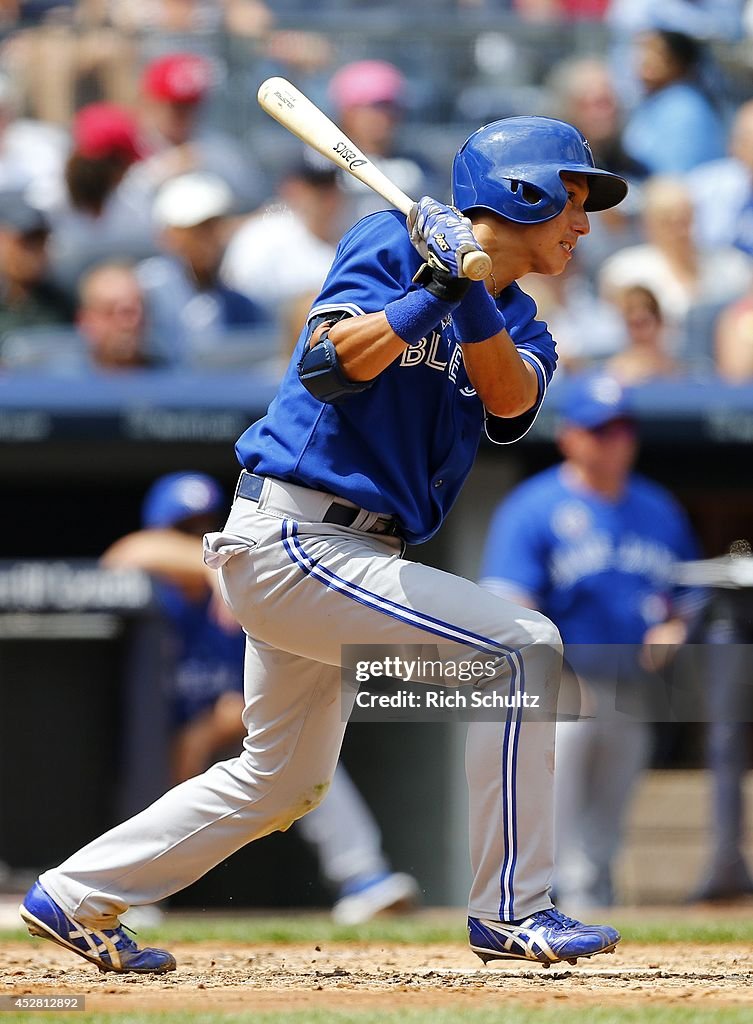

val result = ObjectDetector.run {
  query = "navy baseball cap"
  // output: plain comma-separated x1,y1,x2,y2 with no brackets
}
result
560,374,633,430
284,147,338,187
0,191,50,235
142,472,224,528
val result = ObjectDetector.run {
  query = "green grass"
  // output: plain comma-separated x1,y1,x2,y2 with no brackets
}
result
4,909,753,946
607,916,753,945
8,1010,753,1024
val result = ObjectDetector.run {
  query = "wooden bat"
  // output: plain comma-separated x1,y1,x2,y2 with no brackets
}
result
257,77,492,282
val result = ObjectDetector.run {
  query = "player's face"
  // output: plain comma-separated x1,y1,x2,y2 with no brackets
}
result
561,417,638,484
471,173,591,284
519,173,591,276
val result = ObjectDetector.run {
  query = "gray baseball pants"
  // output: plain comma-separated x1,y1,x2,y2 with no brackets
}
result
42,476,562,926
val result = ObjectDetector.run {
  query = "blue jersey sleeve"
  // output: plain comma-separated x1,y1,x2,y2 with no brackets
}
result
309,209,421,321
483,283,557,445
478,484,550,605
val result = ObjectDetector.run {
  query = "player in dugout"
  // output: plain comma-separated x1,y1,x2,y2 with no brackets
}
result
21,115,629,973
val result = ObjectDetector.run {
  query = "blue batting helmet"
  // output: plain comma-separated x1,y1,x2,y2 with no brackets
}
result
452,116,628,224
142,472,224,528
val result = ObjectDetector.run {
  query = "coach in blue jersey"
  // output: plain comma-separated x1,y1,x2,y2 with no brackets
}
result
480,374,701,909
22,117,631,974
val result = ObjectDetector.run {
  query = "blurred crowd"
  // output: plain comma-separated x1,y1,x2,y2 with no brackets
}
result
0,2,753,380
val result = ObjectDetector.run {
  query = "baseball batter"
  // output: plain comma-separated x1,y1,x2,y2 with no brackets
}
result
21,117,628,973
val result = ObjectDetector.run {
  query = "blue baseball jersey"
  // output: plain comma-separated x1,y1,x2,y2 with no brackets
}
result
235,209,557,545
479,466,700,675
156,582,245,727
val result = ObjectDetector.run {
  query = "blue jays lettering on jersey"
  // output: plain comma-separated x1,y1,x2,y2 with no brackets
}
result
236,210,557,544
479,465,700,674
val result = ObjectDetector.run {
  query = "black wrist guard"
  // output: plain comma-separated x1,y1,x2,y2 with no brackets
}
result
413,262,472,302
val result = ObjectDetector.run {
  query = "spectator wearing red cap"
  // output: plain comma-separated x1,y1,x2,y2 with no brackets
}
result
125,52,268,214
327,59,443,226
46,103,158,296
70,103,144,184
141,53,214,147
513,0,609,20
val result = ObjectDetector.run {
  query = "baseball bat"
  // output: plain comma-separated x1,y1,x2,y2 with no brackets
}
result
257,77,492,282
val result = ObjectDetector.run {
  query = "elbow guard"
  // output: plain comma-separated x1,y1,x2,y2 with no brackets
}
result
297,330,376,404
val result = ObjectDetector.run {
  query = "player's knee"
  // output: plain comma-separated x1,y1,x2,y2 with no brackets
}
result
229,752,333,830
275,778,332,832
301,778,331,814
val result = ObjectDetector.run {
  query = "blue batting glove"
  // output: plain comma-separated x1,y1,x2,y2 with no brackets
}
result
407,196,482,278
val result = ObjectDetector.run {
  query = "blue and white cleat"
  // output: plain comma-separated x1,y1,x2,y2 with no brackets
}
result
468,908,620,967
332,871,420,925
19,881,176,975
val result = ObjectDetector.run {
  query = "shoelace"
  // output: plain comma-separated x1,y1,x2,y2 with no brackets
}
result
103,922,139,952
534,908,580,931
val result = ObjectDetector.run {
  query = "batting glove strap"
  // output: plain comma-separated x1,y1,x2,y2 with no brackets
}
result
452,280,507,344
385,287,459,347
413,262,472,303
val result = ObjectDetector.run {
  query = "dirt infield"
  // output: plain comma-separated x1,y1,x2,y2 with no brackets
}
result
2,938,753,1014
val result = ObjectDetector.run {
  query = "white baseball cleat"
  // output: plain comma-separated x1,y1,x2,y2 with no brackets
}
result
332,871,420,925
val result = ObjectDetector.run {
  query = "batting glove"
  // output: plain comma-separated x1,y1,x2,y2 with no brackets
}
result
407,196,482,278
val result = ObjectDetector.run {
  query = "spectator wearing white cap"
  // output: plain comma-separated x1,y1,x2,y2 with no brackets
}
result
136,172,269,365
221,151,345,356
327,59,443,226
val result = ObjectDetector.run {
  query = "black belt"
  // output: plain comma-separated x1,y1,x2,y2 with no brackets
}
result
237,473,400,536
